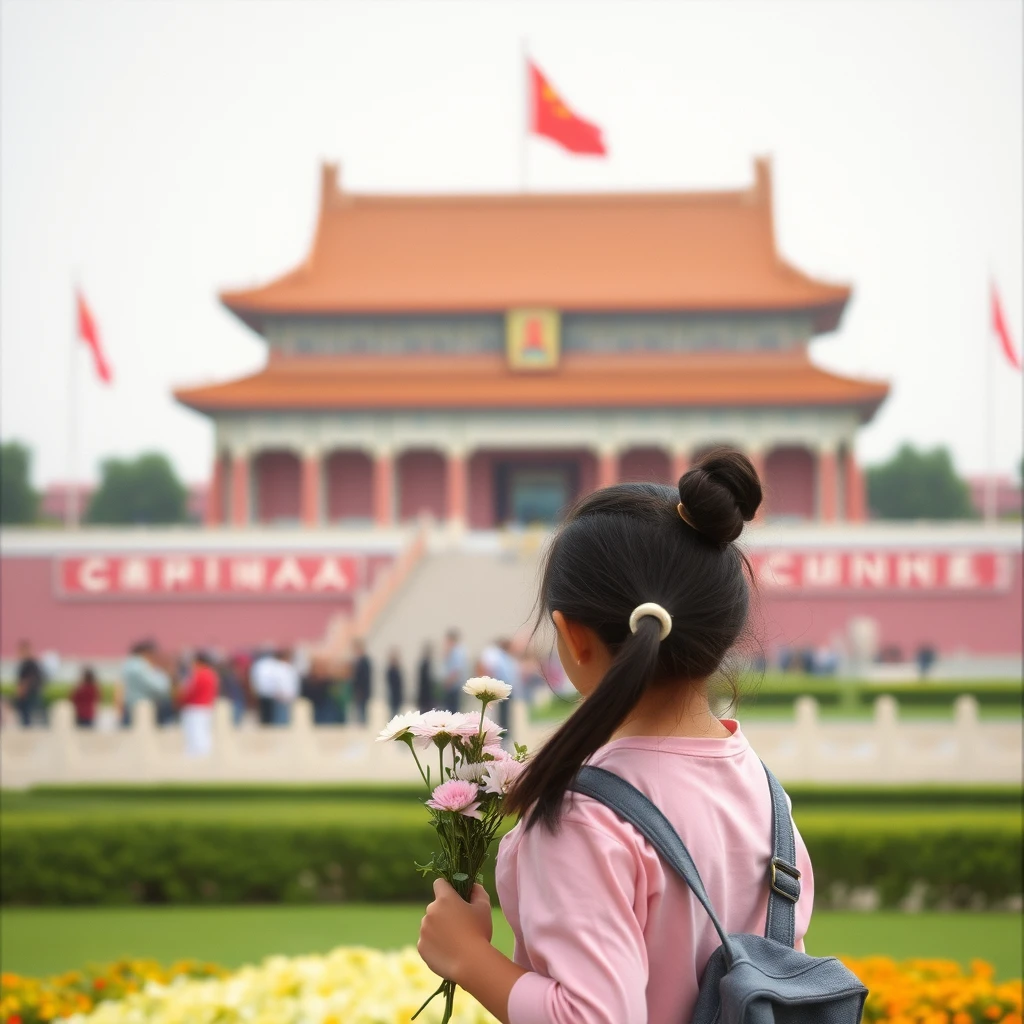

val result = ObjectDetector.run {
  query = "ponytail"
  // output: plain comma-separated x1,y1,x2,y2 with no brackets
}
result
506,616,663,829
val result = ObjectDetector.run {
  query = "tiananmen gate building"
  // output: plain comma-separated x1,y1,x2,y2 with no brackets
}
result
176,159,889,529
2,159,1020,670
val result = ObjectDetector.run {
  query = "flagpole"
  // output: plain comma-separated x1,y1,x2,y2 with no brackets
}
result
66,285,81,529
984,278,997,525
521,38,529,192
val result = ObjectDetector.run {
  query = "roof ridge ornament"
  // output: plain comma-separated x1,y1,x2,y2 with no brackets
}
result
320,161,344,209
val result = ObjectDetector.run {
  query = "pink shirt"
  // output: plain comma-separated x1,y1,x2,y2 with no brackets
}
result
495,721,814,1024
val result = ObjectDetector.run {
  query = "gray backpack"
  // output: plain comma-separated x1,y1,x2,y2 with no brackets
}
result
571,764,867,1024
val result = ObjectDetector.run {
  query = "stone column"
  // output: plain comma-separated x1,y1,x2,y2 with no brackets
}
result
446,447,468,527
748,446,766,522
373,448,395,527
817,443,839,523
671,446,690,486
301,449,322,527
844,446,866,522
230,449,251,527
597,445,619,489
205,454,223,526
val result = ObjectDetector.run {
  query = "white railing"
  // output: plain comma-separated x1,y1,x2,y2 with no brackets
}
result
0,696,1019,789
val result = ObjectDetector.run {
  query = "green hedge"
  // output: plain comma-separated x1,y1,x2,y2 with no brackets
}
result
4,783,1021,808
2,816,1019,910
0,819,447,905
739,679,1022,710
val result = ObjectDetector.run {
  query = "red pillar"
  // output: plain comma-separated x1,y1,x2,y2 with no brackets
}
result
845,450,866,522
446,451,468,525
748,448,766,522
231,451,250,526
374,451,394,527
301,452,321,527
205,454,223,526
597,448,618,489
818,447,839,522
672,448,690,485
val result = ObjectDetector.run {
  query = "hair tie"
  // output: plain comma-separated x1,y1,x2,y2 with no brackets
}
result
677,502,698,531
629,602,673,642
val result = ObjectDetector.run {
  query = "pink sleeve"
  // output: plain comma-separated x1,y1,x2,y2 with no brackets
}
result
507,810,650,1024
793,820,815,954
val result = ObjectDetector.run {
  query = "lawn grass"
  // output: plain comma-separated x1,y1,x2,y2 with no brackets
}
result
2,905,1020,980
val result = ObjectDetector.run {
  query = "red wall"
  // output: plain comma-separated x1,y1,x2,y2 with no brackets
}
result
326,451,373,521
752,559,1023,659
2,549,1019,660
764,447,816,520
398,451,446,521
0,557,354,658
255,451,301,523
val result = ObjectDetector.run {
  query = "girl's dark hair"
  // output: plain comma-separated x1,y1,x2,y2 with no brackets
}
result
505,445,762,830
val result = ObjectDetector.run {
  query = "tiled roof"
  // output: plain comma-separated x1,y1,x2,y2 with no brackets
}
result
221,159,850,334
175,351,888,418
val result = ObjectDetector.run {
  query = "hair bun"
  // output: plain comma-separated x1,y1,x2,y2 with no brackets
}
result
677,446,763,544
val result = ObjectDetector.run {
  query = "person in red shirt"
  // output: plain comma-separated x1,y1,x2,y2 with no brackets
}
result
71,667,100,728
179,651,218,755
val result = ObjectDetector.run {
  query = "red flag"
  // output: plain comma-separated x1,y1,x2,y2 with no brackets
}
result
991,283,1020,371
529,61,606,156
76,290,113,384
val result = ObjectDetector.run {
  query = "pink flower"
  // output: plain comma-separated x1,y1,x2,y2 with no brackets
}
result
482,743,512,761
426,779,482,819
454,711,504,747
482,758,525,796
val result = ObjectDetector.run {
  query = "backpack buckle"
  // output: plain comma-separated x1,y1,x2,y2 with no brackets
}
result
770,857,801,902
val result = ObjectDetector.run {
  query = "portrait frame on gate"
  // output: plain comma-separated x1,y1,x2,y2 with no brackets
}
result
506,309,561,371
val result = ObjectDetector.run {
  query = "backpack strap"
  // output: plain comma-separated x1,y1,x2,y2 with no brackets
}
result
761,762,801,948
571,765,738,963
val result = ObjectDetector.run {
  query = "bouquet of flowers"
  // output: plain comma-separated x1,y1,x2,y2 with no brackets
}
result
376,676,526,1023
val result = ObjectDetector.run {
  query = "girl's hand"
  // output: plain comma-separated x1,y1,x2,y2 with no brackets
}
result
418,879,493,983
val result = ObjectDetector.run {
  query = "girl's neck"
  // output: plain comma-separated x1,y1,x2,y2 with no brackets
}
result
609,681,731,741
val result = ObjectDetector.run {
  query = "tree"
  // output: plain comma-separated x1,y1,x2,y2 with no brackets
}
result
1,441,39,524
86,453,188,525
866,444,975,520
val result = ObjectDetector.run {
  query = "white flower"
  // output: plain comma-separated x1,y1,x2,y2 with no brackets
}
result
482,757,525,795
375,711,421,743
454,761,489,783
463,676,513,702
407,709,467,749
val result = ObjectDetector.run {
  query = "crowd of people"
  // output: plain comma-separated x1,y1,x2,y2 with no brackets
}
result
6,630,561,752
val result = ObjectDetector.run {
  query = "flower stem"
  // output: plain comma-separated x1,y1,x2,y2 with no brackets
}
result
477,697,490,745
409,745,430,792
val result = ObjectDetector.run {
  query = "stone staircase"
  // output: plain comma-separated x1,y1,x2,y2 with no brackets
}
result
364,531,550,684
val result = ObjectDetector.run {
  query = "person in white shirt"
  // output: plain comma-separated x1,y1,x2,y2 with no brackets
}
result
251,648,300,726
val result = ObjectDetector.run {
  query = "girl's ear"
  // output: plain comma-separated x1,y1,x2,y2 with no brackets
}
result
552,610,591,666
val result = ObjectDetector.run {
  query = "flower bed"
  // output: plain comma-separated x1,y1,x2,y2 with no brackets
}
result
1,949,494,1024
2,952,1021,1024
0,959,226,1024
848,957,1023,1023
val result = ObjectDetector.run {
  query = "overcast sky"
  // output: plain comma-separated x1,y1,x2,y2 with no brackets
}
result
1,0,1021,488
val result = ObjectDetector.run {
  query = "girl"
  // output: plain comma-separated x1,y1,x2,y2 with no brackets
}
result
417,447,814,1024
